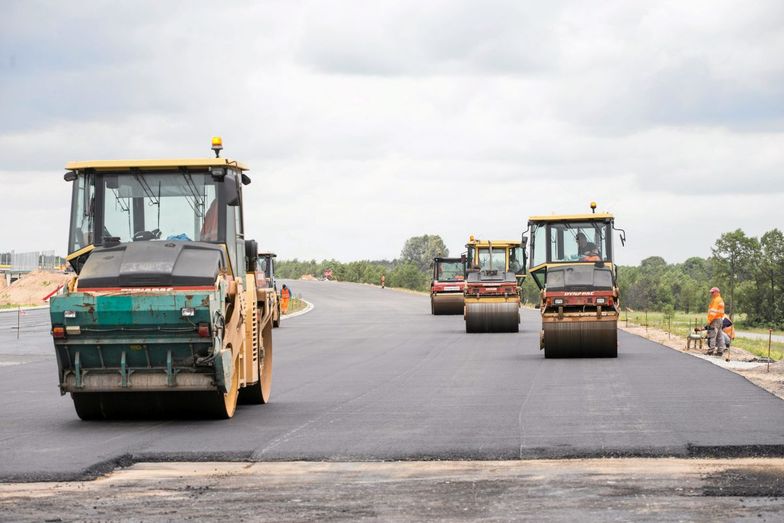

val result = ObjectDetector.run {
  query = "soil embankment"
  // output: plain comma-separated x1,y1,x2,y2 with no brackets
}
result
0,271,69,308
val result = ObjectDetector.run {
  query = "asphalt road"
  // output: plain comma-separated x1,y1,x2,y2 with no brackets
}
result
2,280,784,482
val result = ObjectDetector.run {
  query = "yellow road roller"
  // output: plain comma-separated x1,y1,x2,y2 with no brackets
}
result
526,203,626,357
463,236,526,333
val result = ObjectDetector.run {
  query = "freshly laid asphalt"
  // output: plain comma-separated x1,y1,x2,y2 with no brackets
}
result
2,280,784,482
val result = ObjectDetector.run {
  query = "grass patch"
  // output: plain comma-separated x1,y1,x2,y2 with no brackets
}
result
0,303,22,310
284,297,308,315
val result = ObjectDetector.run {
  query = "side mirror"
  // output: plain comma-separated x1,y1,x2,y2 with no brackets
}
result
64,171,77,182
521,234,528,246
224,175,240,206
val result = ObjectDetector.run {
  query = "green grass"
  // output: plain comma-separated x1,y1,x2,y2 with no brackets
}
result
284,297,308,315
622,309,784,361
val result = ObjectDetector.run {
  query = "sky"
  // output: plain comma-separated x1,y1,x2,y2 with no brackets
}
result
1,0,782,265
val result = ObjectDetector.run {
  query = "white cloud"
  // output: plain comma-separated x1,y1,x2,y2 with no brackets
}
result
0,0,782,263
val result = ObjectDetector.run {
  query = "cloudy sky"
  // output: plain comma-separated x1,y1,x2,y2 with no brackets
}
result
1,0,782,265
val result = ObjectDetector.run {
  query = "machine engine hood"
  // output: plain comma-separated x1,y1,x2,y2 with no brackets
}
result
77,241,226,289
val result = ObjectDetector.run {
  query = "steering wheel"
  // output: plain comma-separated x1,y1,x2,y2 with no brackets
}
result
132,229,162,241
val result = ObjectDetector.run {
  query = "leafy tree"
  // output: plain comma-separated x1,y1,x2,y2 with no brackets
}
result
400,235,449,272
711,229,759,318
389,262,429,291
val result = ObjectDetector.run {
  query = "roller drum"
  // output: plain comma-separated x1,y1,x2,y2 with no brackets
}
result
71,390,236,420
542,319,617,358
431,293,464,315
465,302,520,333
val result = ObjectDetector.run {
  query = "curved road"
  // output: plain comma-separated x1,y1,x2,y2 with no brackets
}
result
2,280,784,481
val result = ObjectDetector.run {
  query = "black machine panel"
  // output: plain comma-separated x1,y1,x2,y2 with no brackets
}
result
78,241,226,288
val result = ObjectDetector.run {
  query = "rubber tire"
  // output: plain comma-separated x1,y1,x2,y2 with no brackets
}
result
72,393,104,421
238,319,273,405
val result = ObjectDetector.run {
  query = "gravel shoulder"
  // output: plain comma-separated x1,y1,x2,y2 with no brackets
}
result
620,324,784,400
2,459,783,521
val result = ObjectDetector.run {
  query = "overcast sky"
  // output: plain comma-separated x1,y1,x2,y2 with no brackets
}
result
1,0,782,265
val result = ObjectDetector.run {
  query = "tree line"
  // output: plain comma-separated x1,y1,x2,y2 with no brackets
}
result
618,228,783,328
276,229,784,328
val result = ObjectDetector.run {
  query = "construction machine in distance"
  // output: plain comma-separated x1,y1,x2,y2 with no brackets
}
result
526,203,626,358
430,256,466,315
256,252,281,327
49,137,274,420
463,237,526,333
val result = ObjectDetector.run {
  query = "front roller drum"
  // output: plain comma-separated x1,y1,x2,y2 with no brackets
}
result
542,319,617,358
431,293,464,315
465,302,519,333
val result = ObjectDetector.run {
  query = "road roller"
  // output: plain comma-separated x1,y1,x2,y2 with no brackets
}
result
430,256,466,315
256,252,281,328
527,203,626,358
463,236,526,333
49,137,274,419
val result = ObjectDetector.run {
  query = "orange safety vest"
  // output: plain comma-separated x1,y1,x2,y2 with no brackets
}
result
281,288,290,300
707,294,725,324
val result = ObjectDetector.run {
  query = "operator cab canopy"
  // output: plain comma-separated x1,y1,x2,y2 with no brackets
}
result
527,212,620,290
63,156,251,275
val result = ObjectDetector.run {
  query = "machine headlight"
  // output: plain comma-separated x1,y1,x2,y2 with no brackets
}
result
181,307,196,317
553,298,564,305
64,310,77,319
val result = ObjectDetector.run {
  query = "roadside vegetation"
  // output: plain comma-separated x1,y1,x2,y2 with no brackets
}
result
276,235,447,293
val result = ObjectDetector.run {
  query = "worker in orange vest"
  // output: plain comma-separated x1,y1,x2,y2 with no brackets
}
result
381,274,385,289
280,284,291,314
706,286,726,355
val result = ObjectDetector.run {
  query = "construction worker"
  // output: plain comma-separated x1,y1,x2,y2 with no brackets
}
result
721,312,735,349
706,287,726,355
280,284,291,314
575,232,590,256
380,274,385,288
581,243,601,262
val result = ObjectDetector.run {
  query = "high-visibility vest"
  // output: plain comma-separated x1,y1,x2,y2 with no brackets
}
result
281,288,290,300
707,295,725,323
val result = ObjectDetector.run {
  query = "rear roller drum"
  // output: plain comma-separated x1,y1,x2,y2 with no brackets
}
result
238,319,273,405
542,320,617,358
431,295,464,315
465,302,520,333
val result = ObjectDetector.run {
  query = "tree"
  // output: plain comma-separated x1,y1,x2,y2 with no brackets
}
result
400,235,449,272
711,229,759,319
389,262,429,291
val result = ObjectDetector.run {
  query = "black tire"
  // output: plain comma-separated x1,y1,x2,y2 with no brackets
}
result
238,319,273,405
71,393,104,420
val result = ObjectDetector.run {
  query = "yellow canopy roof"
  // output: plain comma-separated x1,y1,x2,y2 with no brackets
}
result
528,213,613,222
65,157,249,171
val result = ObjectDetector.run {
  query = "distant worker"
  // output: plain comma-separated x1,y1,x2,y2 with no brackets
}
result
581,243,601,262
280,284,291,314
381,274,385,289
706,287,726,355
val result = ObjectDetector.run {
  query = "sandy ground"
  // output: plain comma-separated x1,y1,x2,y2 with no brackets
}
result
1,459,783,521
621,324,784,400
0,270,69,307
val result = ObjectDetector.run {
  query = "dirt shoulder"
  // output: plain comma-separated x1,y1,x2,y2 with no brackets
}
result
621,324,784,401
0,270,69,308
1,459,783,521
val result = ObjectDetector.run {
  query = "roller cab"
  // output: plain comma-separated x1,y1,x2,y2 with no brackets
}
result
51,139,274,419
430,256,466,315
463,237,526,333
527,204,626,357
